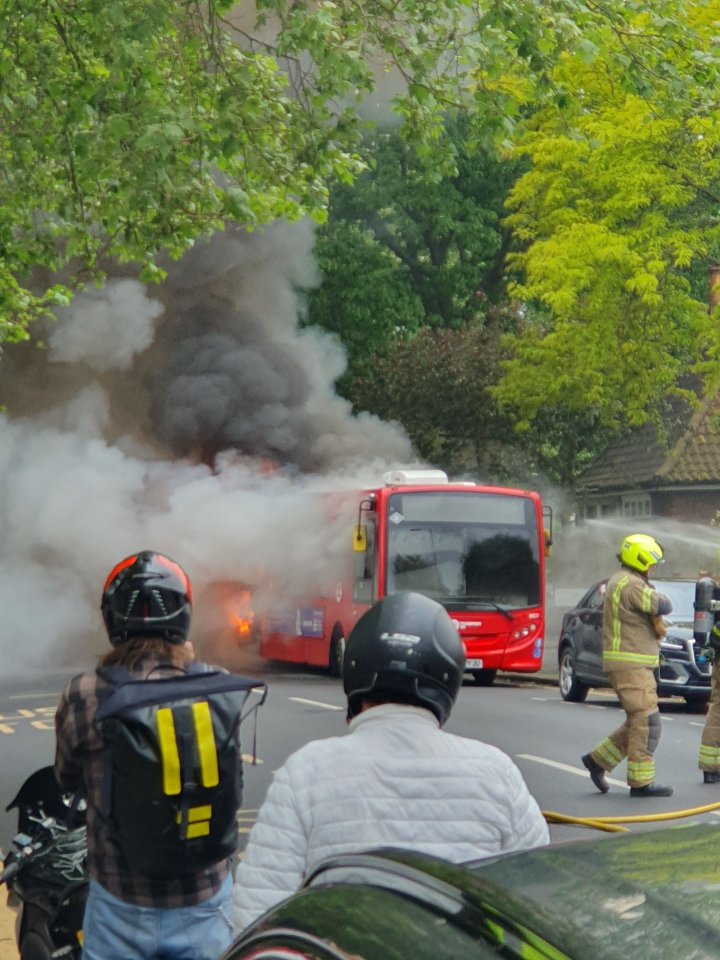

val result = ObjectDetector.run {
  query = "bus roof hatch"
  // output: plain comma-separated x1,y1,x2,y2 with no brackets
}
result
382,469,449,486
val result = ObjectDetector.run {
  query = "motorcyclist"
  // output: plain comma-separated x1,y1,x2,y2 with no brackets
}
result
581,533,674,798
231,590,549,933
54,551,235,960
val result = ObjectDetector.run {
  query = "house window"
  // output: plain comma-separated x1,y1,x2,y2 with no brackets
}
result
622,495,651,518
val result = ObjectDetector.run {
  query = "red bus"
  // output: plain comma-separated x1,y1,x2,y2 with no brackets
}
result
259,469,552,684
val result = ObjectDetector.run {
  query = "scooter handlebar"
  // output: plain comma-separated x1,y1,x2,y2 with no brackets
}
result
0,860,21,885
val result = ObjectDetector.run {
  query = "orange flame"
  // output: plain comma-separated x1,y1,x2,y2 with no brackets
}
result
231,590,255,639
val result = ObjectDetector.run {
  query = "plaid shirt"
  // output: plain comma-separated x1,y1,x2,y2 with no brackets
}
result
54,657,231,908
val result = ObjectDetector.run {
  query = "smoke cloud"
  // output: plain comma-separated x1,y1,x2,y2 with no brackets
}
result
546,514,720,624
49,279,164,372
0,220,415,674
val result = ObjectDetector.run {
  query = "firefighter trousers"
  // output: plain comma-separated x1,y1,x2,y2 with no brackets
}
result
590,667,661,788
699,658,720,771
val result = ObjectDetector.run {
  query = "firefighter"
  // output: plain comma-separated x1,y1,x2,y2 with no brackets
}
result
698,576,720,783
581,533,674,797
698,651,720,783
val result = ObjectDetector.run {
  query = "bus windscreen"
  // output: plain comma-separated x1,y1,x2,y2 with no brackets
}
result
386,492,541,610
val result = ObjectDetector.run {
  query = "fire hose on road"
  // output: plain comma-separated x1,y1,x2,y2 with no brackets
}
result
543,799,720,833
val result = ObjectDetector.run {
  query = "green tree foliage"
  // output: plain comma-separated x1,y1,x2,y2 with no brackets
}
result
0,0,355,341
348,322,522,477
307,125,527,474
3,0,714,345
309,127,518,357
494,3,720,436
307,220,425,373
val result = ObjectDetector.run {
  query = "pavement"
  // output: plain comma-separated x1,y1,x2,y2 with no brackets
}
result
0,902,15,960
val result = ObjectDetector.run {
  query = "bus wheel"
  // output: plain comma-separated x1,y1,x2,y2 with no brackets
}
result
329,634,345,678
472,669,497,686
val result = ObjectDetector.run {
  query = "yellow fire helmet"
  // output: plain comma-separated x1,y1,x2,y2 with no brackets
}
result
619,533,665,574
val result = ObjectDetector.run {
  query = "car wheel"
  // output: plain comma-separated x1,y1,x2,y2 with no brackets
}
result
558,644,589,702
683,695,709,712
329,633,345,678
472,669,497,686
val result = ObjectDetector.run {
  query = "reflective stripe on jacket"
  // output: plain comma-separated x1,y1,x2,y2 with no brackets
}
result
602,568,669,671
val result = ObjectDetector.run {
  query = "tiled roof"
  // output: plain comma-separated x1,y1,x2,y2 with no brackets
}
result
658,392,720,484
576,392,720,492
575,423,670,492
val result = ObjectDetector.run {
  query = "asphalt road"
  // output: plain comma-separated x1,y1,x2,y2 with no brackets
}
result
0,664,715,851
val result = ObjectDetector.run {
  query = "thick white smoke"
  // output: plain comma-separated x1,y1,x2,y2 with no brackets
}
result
0,220,416,674
49,279,164,372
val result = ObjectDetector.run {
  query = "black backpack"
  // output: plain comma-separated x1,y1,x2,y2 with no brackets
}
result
95,663,266,879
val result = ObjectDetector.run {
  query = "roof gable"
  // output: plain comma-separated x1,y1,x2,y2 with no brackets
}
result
657,392,720,484
575,392,720,492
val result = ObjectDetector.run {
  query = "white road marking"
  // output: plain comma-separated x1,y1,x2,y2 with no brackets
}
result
690,722,705,727
531,695,618,705
9,692,60,700
516,753,627,788
289,697,343,711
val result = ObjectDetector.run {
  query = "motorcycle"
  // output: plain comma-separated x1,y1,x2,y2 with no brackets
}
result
1,766,87,959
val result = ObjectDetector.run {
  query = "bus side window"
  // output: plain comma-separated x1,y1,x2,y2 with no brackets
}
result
353,521,376,603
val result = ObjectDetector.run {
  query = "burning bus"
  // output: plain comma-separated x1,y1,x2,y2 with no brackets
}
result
256,469,552,685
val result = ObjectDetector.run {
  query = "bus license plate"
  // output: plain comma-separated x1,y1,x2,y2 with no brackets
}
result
466,659,483,669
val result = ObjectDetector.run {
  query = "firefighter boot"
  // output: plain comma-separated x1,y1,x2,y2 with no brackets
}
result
581,754,609,794
629,783,673,797
703,771,720,784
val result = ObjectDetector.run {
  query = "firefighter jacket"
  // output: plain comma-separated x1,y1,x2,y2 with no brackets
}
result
230,703,549,932
602,568,672,672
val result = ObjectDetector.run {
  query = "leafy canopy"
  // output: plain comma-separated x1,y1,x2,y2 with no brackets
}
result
3,0,716,344
495,2,720,432
308,125,518,369
348,324,513,475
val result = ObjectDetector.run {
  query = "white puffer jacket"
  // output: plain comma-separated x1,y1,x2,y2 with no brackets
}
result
231,703,549,932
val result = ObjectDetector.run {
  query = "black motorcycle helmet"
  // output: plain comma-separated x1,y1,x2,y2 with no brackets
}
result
101,551,193,646
343,592,466,726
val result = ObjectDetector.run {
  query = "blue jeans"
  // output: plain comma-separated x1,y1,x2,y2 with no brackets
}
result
81,873,233,960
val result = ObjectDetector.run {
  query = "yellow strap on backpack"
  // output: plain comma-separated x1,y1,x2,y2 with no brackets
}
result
156,708,182,796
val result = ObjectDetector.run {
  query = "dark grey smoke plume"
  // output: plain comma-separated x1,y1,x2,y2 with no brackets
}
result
0,220,415,673
149,220,410,470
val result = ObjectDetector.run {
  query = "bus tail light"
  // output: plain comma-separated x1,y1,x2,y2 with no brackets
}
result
512,623,538,641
